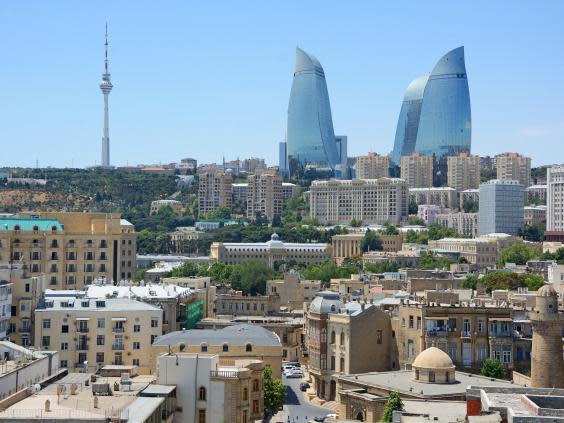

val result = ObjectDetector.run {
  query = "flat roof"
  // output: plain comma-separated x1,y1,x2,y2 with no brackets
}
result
37,297,162,313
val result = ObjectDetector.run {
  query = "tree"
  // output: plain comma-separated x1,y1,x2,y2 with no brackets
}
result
364,261,400,273
519,223,545,242
408,200,418,215
263,366,286,416
350,218,362,227
404,230,428,245
462,198,479,213
499,243,541,266
480,271,544,293
381,391,403,422
206,206,231,220
463,274,480,290
418,252,453,270
481,167,496,182
382,223,400,235
481,359,506,379
361,230,382,252
408,217,426,226
427,224,464,241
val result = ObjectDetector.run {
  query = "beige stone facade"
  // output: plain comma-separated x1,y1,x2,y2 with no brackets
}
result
401,153,433,188
409,187,459,209
149,199,183,215
215,293,281,316
356,153,389,180
266,272,321,310
332,233,405,265
34,297,163,373
496,152,532,187
198,170,233,216
246,173,283,222
524,205,547,226
447,153,480,191
309,178,409,225
434,212,478,237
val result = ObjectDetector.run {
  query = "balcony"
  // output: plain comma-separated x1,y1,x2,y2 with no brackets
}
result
425,329,447,337
210,370,239,379
18,327,31,333
76,343,89,351
490,331,511,338
112,327,125,333
461,331,473,339
77,327,89,333
112,343,125,351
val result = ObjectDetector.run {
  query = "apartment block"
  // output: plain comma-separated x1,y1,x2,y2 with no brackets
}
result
356,153,389,180
246,173,283,222
266,271,321,310
0,282,11,341
34,297,163,373
434,212,478,237
478,179,524,236
524,205,547,227
282,182,300,200
526,184,547,204
495,152,531,187
447,152,481,191
547,165,564,232
198,171,233,216
459,189,479,209
417,204,448,225
309,178,408,225
409,187,459,209
400,152,433,188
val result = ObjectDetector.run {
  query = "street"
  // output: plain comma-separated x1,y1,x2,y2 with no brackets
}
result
270,374,333,423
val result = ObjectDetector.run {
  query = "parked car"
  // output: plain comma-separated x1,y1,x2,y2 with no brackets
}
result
282,364,295,372
286,369,304,378
299,382,310,391
313,417,326,422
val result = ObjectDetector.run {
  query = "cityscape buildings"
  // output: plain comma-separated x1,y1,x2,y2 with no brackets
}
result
355,153,389,179
198,170,233,216
547,165,564,232
478,179,525,236
400,152,434,188
286,47,339,172
496,152,532,187
246,173,283,222
447,152,481,191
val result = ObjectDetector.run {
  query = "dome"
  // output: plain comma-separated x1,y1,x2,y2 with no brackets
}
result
537,284,557,297
271,233,280,241
309,291,342,314
412,347,454,369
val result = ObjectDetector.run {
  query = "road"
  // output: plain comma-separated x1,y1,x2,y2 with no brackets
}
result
270,374,333,423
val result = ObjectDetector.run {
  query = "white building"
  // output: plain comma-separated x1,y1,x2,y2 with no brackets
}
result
417,205,449,225
0,281,11,340
434,212,478,238
547,263,564,294
547,165,564,232
526,184,547,204
150,199,183,215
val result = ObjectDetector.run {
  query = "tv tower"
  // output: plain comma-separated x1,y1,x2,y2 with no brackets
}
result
100,23,113,167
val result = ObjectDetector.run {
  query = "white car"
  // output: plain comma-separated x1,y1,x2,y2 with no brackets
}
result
286,369,304,378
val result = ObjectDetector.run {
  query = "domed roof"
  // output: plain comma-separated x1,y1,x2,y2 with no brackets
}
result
309,291,343,314
537,284,558,297
412,347,454,369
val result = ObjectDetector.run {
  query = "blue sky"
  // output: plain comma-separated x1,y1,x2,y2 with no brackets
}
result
1,1,563,168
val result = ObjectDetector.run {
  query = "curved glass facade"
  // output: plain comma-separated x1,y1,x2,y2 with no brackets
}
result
287,47,339,168
391,74,429,165
414,46,471,158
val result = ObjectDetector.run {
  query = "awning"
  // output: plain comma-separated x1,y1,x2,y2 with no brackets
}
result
75,317,90,321
111,317,127,322
488,317,512,321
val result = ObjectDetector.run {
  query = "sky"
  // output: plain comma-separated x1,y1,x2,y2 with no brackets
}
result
1,1,563,168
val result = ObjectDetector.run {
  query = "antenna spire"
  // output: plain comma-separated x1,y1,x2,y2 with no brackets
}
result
104,23,109,74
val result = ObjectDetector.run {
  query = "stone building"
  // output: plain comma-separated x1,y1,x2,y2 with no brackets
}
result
356,153,389,179
460,188,479,209
307,292,395,401
246,173,283,222
530,284,564,388
409,187,458,209
198,170,233,216
524,205,547,227
401,153,434,188
215,292,280,316
447,152,481,191
266,271,321,310
526,184,547,204
434,211,478,237
332,233,404,265
495,152,532,187
149,199,183,215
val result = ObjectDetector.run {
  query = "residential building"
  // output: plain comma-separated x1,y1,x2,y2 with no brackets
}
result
157,353,263,423
34,297,163,373
356,153,389,179
152,324,283,377
281,182,300,200
266,271,321,310
400,152,433,188
307,292,395,401
286,47,340,170
409,187,458,209
460,188,479,209
434,212,478,237
232,182,248,204
478,179,524,236
0,213,137,289
149,199,183,215
198,171,233,216
524,205,547,227
0,341,60,401
210,233,331,268
169,226,205,254
447,152,480,191
428,234,521,267
547,165,564,232
495,152,532,187
215,292,280,316
417,204,448,225
309,178,409,225
246,173,283,222
179,157,198,173
363,250,421,268
242,157,266,173
161,276,217,322
0,282,11,340
526,184,547,204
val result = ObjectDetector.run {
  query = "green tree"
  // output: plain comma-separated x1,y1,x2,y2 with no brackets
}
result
462,198,479,213
382,223,400,235
427,224,464,241
263,366,287,416
361,230,383,252
381,391,404,422
480,271,544,293
480,359,506,379
350,218,362,227
418,252,453,270
463,274,480,290
206,206,231,220
364,261,400,273
499,243,541,266
408,200,418,215
519,223,545,242
404,230,429,245
480,167,496,182
408,217,426,226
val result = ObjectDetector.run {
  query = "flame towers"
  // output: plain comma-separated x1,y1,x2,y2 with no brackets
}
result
286,47,339,172
392,47,471,164
99,24,113,167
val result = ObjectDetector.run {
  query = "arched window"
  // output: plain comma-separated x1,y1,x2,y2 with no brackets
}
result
429,371,435,383
340,331,345,345
222,343,229,352
252,379,259,392
33,225,39,232
243,387,248,401
198,386,207,401
320,328,327,343
330,331,336,344
245,343,252,352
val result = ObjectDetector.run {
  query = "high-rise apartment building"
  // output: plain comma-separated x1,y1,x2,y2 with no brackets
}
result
478,180,524,236
0,213,137,289
287,48,339,171
356,153,389,180
495,153,532,187
198,171,233,216
546,165,564,232
448,152,481,191
400,152,433,188
246,173,283,222
309,178,408,225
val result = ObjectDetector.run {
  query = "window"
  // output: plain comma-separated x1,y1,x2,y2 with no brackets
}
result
198,409,206,423
151,335,157,344
151,319,159,328
222,343,229,352
133,342,140,350
409,315,414,329
96,352,104,363
243,387,248,401
134,324,140,332
96,318,105,329
252,379,259,392
201,344,208,352
428,371,435,383
478,319,485,332
330,355,335,370
502,350,512,364
61,325,68,333
407,339,414,357
97,335,105,346
376,330,382,345
414,369,419,380
132,358,140,366
60,360,68,368
246,343,252,352
340,357,345,372
198,386,207,401
42,336,50,348
42,319,51,329
253,400,259,413
417,316,421,329
60,342,68,351
340,331,345,345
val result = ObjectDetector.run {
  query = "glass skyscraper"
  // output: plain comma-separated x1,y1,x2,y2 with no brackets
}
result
391,74,429,165
392,47,471,163
286,47,339,170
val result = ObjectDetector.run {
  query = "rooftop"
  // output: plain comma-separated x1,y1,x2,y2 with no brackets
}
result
0,217,64,231
37,297,162,313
